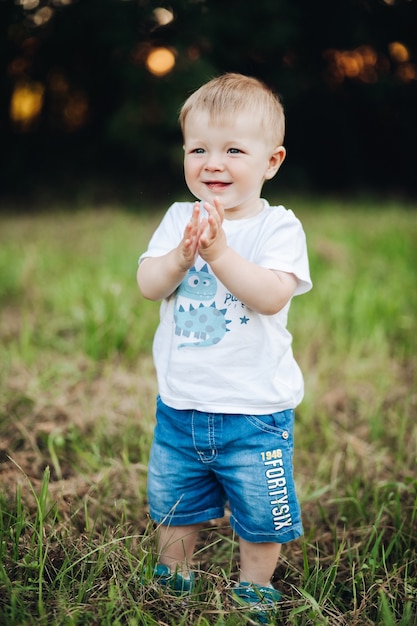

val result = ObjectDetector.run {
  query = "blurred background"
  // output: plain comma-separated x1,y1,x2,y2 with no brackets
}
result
1,0,416,207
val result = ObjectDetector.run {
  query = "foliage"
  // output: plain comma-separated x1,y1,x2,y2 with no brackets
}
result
1,0,417,201
0,198,416,624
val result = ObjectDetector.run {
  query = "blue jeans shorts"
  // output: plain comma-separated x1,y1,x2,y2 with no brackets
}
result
147,397,303,544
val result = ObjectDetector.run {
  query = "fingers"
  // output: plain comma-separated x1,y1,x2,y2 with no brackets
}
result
183,198,226,261
198,198,223,245
183,202,200,241
191,201,201,223
212,197,224,222
202,197,223,226
180,203,201,264
197,221,211,248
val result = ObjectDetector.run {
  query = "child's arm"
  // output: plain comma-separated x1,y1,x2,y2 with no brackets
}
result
137,203,201,301
199,199,297,315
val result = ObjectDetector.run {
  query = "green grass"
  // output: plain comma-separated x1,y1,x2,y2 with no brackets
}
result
0,197,416,625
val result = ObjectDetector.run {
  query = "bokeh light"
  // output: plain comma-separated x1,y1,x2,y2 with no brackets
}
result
15,0,40,9
10,80,44,129
47,70,89,131
145,47,176,76
32,6,54,26
389,41,410,63
62,91,89,131
323,43,416,84
152,7,174,27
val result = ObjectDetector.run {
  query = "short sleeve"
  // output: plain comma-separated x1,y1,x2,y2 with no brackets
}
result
253,207,312,296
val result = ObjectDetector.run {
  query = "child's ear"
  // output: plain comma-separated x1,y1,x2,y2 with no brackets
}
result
265,145,286,180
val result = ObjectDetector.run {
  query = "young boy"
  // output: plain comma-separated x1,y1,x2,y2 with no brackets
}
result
137,73,312,621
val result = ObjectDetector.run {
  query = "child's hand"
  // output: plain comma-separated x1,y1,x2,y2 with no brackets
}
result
198,198,227,263
178,201,201,270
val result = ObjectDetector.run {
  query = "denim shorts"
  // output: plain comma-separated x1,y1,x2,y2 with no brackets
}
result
147,397,303,544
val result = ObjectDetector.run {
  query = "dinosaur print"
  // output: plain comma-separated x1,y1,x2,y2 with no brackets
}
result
174,265,231,348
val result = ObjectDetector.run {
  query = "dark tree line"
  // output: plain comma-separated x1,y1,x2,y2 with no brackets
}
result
1,0,417,204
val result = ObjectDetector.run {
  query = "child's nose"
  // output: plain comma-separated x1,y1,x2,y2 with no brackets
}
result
204,153,224,171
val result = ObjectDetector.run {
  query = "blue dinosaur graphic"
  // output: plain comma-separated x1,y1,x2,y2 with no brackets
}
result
176,264,217,300
174,265,231,348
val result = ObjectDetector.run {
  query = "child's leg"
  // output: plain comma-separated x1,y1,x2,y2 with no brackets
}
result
157,523,201,574
238,537,281,586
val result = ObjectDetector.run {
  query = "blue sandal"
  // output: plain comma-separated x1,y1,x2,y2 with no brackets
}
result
151,563,195,595
232,582,282,624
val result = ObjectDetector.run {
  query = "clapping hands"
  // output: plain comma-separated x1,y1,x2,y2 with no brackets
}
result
180,198,227,268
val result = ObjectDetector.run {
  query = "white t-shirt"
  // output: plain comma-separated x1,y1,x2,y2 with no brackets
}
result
139,200,312,414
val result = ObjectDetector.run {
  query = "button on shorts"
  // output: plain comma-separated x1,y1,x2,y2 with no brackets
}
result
147,396,303,543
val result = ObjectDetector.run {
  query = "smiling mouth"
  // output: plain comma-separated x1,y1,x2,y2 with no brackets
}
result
204,181,231,190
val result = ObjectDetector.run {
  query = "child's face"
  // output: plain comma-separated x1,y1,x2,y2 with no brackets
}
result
183,109,285,219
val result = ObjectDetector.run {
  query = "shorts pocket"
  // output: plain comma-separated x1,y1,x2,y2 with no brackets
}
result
243,409,294,439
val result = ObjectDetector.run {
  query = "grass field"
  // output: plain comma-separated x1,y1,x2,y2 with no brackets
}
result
0,196,416,625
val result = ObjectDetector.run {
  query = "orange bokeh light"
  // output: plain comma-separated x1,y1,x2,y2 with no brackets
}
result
389,41,410,63
10,80,44,129
145,47,176,77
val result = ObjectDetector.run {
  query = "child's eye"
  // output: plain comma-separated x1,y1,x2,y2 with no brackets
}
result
228,148,242,154
192,148,205,154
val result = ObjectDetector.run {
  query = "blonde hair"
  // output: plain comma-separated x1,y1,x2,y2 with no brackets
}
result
179,73,285,146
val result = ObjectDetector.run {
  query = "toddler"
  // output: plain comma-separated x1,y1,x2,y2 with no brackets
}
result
137,73,312,623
